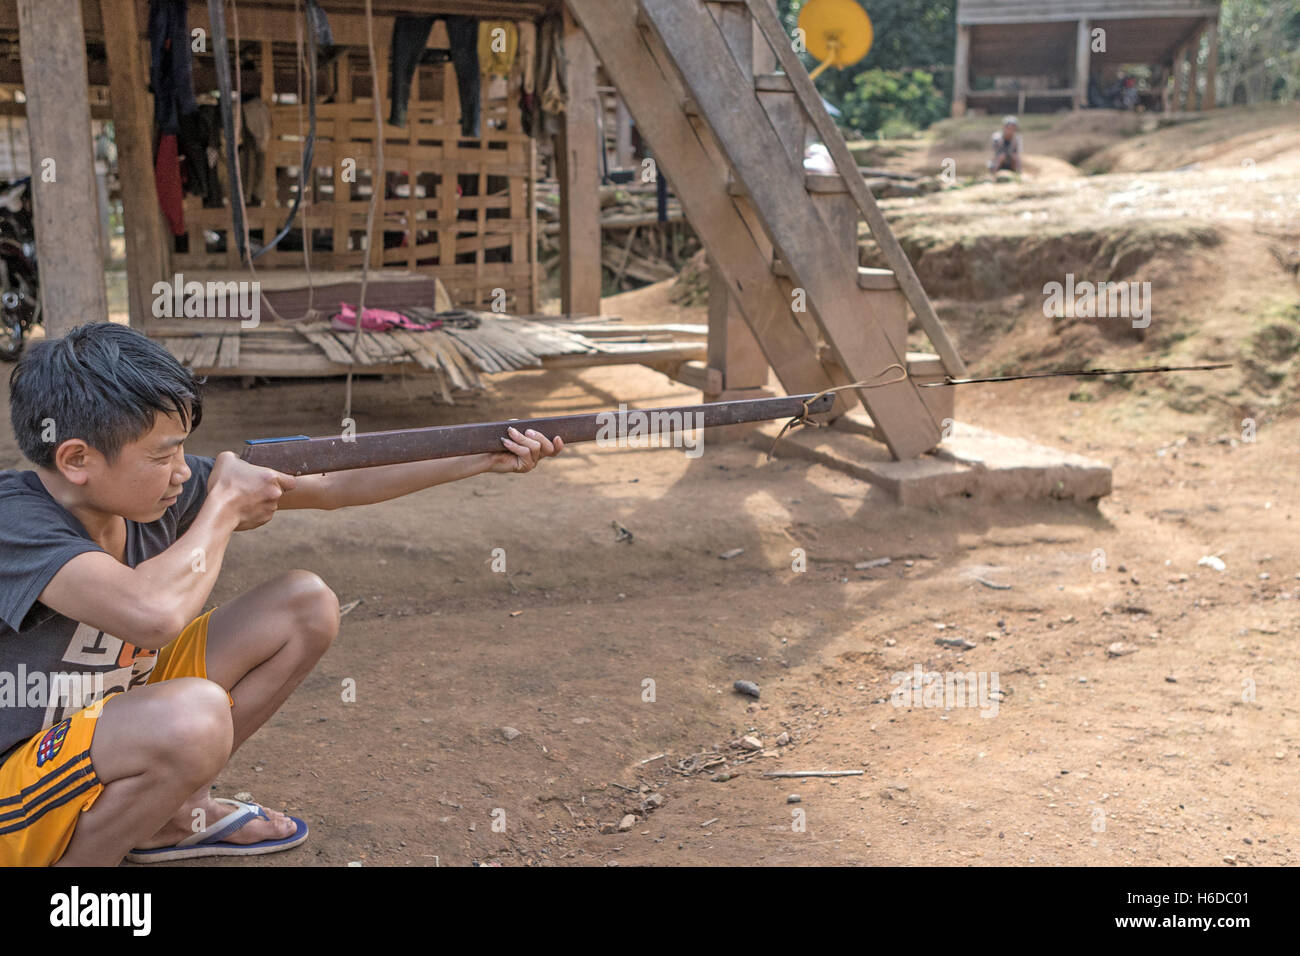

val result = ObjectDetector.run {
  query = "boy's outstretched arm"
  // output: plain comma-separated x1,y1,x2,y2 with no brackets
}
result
277,426,563,512
37,453,294,650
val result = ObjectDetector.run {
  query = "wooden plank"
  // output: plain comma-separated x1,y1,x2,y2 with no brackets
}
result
665,359,723,394
190,335,222,370
952,25,971,117
558,4,602,316
175,337,205,366
103,0,168,326
1202,20,1218,110
217,332,241,369
422,331,473,390
1172,41,1188,109
443,332,490,377
527,137,539,313
387,329,439,371
444,328,502,373
360,333,393,364
1074,19,1091,109
707,259,768,396
744,0,967,385
330,330,374,365
566,0,838,411
707,2,771,401
542,342,706,368
302,329,357,365
17,0,108,334
641,0,940,459
155,337,190,362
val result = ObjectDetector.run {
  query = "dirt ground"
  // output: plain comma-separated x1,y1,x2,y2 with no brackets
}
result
3,105,1298,867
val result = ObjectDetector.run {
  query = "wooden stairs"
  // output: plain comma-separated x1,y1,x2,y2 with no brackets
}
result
566,0,967,461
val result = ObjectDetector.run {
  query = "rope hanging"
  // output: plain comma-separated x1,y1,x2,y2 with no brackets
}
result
767,363,908,459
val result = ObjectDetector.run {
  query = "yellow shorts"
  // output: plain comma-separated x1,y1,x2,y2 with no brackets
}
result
0,609,218,867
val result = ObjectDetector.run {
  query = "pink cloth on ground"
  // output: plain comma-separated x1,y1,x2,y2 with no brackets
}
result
331,302,408,331
331,303,443,332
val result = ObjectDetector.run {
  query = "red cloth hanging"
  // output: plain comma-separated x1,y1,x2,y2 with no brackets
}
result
154,133,185,236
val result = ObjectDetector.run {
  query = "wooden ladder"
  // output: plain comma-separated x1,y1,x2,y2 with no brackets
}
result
566,0,966,460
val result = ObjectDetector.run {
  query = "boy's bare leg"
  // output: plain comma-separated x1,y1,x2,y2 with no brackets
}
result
136,569,340,849
54,678,235,866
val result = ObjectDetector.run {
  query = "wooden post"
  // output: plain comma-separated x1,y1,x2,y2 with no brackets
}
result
704,0,771,420
1172,43,1187,112
557,5,601,316
260,40,275,211
1074,19,1090,110
16,0,108,335
614,97,633,169
706,258,769,392
102,0,168,327
952,25,970,118
1186,26,1202,111
1203,19,1219,111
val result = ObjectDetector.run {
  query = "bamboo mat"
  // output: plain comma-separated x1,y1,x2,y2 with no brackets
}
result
293,312,596,396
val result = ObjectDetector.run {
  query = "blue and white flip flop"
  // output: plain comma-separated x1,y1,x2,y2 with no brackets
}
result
125,798,309,863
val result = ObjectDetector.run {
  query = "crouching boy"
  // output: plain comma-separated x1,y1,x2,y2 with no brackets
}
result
0,322,561,865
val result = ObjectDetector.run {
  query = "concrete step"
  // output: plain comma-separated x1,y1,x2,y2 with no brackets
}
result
751,419,1112,506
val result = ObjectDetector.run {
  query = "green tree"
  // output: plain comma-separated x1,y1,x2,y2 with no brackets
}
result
1217,0,1300,104
778,0,956,134
840,68,947,136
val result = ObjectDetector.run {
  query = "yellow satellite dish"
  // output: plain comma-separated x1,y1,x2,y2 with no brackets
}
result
798,0,874,81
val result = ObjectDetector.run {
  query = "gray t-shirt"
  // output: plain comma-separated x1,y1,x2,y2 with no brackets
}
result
992,130,1022,159
0,454,214,761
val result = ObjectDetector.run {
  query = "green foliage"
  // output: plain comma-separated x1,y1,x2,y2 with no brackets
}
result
778,0,956,135
840,68,947,137
773,0,1300,129
1218,0,1300,104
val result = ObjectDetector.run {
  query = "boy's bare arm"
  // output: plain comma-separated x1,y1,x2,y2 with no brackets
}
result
277,427,562,511
37,453,294,649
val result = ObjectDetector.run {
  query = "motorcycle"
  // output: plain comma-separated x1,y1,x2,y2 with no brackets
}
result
0,177,39,361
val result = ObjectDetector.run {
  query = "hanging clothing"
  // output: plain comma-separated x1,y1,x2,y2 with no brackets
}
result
304,0,338,68
154,133,185,236
478,21,518,80
389,15,481,137
517,21,537,95
535,13,567,141
239,98,272,207
148,0,197,134
149,0,198,239
177,105,223,208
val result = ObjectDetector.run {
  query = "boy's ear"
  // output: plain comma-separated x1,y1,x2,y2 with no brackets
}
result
52,439,99,486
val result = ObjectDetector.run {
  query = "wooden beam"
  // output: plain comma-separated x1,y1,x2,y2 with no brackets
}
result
1186,24,1202,110
952,25,970,118
1074,19,1090,110
557,4,601,316
17,0,107,335
613,97,633,168
744,0,967,383
566,0,838,408
641,0,940,458
103,0,168,326
1202,19,1218,111
706,257,768,395
706,0,770,401
0,101,113,119
1171,41,1187,110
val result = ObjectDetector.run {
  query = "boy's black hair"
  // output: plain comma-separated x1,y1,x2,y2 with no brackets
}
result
8,322,204,469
